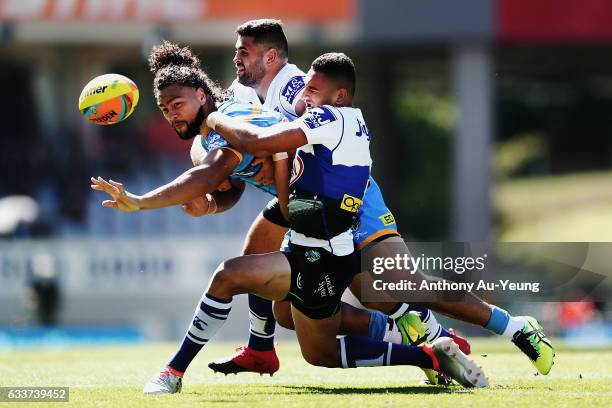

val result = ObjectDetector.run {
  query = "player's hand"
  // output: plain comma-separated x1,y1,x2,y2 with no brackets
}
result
252,157,275,186
181,196,210,217
90,177,140,212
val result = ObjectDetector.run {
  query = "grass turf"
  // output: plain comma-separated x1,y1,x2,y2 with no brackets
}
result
1,339,610,407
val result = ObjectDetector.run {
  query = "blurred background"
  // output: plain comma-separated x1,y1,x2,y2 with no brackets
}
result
0,0,610,348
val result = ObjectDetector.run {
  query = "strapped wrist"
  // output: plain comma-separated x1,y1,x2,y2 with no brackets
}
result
273,152,289,161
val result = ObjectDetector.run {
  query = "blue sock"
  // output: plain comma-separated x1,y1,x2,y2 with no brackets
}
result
247,294,276,351
168,293,232,373
367,311,388,341
339,336,433,369
485,305,510,335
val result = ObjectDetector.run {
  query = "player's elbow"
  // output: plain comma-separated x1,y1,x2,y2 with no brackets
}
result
186,168,220,195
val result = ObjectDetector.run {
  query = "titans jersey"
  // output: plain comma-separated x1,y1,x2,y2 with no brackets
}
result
228,64,306,121
197,99,285,195
287,105,372,255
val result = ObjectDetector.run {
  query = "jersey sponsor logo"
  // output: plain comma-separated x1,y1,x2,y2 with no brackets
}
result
303,106,337,129
355,118,371,140
379,212,396,226
281,76,306,105
314,274,336,298
340,194,363,213
290,155,304,185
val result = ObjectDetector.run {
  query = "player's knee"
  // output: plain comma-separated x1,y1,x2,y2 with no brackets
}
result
272,302,294,330
209,259,244,296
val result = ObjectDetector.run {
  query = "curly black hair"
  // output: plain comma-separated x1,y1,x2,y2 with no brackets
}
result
148,40,224,102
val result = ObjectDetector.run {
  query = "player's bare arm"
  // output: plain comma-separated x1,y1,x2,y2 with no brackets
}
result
91,147,240,211
251,157,275,185
207,112,307,157
182,180,245,217
272,155,290,220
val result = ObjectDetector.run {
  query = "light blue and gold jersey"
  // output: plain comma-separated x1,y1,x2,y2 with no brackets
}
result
200,99,285,195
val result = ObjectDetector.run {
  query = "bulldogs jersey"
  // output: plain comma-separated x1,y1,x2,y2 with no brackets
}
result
227,63,399,249
228,63,306,121
287,105,372,255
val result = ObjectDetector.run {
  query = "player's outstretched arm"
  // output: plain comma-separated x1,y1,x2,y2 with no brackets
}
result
207,112,308,157
182,180,245,217
91,148,240,211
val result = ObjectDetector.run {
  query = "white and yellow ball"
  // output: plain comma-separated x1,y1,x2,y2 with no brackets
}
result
79,73,139,125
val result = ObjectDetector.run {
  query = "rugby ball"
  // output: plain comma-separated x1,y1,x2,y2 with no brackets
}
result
79,73,139,125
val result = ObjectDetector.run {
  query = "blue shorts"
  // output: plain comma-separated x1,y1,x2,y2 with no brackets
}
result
353,177,399,248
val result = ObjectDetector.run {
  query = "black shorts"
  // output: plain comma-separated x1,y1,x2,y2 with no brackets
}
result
282,242,360,319
262,197,290,228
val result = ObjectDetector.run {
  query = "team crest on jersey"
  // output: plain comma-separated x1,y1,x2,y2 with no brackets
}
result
290,155,304,185
281,76,305,105
303,106,337,129
305,250,321,263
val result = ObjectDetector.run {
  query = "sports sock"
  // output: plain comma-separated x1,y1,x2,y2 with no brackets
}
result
367,311,388,341
485,305,524,338
503,315,526,338
388,303,452,342
339,336,434,369
387,303,409,319
246,294,276,351
404,304,452,341
168,293,232,374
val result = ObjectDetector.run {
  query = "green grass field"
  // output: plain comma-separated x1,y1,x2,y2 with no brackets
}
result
2,339,611,407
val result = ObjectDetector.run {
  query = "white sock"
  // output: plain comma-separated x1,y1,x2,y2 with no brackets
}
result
388,304,410,320
420,310,444,342
186,293,232,345
502,315,525,338
382,318,403,344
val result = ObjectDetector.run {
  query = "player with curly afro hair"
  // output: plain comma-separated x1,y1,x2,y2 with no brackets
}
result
148,40,225,140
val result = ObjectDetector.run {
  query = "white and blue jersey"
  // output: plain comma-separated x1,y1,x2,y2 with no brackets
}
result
228,63,306,121
230,66,399,248
198,99,286,195
286,105,372,255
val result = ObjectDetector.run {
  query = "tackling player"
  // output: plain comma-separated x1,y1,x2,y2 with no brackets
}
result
206,19,468,384
94,52,489,392
205,19,553,383
91,40,552,389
